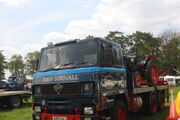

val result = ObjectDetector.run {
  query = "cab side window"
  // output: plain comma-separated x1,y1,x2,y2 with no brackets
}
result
112,45,122,67
100,43,113,67
100,42,122,68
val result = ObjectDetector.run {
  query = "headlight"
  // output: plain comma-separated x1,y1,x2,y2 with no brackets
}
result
84,107,93,114
34,106,41,112
117,80,126,88
84,118,92,120
35,114,40,120
82,83,93,94
34,86,42,95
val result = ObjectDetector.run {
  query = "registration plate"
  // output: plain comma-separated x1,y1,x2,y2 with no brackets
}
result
53,116,67,120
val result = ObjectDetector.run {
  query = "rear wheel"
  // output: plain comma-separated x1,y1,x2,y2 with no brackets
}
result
112,100,127,120
147,94,157,115
158,92,165,111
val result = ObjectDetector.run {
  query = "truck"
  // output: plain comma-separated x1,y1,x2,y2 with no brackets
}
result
7,76,25,90
32,38,168,120
0,89,31,108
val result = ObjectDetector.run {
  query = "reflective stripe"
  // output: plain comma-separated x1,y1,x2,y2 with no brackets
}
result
34,67,126,77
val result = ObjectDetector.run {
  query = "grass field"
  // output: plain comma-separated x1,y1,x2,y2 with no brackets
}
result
0,87,179,120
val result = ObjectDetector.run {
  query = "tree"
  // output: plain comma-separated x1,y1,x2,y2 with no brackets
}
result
105,31,129,54
25,51,40,76
126,31,161,59
7,54,25,76
159,29,180,74
0,51,6,80
86,35,95,39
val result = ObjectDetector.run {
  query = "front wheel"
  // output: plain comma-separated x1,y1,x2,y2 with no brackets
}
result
112,100,127,120
9,96,22,108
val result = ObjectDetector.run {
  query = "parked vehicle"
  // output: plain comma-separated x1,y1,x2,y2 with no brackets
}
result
0,80,10,89
32,38,168,120
0,75,31,108
7,76,25,91
159,76,180,86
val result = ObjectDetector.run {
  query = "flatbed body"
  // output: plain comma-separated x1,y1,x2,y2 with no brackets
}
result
0,90,31,97
133,85,168,94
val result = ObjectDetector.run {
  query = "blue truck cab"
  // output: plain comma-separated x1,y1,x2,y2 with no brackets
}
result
32,38,128,120
32,38,168,120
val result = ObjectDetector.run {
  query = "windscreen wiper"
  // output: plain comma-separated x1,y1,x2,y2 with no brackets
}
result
40,63,75,72
58,62,76,69
40,67,61,72
40,62,93,72
74,61,93,67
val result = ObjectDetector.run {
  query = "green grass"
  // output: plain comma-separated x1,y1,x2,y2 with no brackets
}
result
0,87,179,120
0,100,33,120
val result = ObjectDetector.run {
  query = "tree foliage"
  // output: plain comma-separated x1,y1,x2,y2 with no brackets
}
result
25,51,40,76
0,51,6,80
86,35,95,39
158,30,180,74
127,31,161,58
105,31,129,54
7,54,25,76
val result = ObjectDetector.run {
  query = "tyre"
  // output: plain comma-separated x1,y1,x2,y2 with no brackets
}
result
158,92,165,111
9,96,22,108
133,71,142,88
146,60,158,85
147,94,157,115
112,100,127,120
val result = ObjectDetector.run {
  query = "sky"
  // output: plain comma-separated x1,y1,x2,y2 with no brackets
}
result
0,0,180,59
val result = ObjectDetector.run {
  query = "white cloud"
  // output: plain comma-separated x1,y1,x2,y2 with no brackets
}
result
21,43,45,53
0,43,45,59
83,2,93,8
42,32,74,43
15,13,67,31
0,0,31,7
2,38,16,46
0,46,20,59
3,0,180,59
58,0,180,39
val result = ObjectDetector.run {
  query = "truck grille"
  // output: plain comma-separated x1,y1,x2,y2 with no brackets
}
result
42,82,80,96
47,98,73,114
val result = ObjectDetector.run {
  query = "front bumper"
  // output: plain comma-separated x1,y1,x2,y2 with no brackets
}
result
33,113,99,120
42,113,80,120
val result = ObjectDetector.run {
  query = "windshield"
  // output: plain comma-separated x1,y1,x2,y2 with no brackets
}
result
39,40,98,72
8,77,17,82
